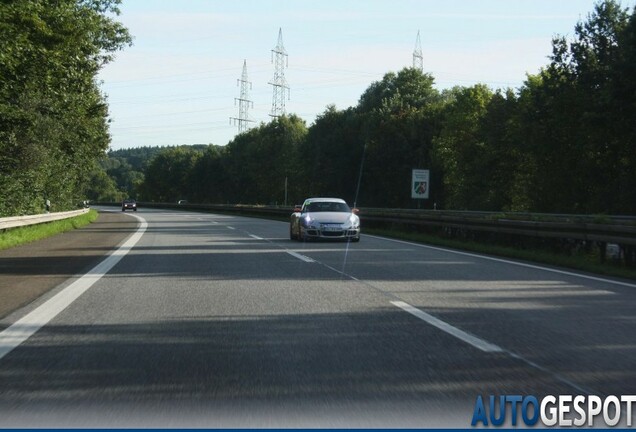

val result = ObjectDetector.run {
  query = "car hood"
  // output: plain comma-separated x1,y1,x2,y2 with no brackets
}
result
306,212,353,224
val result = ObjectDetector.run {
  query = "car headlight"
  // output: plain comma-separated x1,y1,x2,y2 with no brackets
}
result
349,214,360,228
302,215,315,228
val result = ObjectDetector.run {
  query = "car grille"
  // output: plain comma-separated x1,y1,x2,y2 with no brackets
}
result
321,230,344,237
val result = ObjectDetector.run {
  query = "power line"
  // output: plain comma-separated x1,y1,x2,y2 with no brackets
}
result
102,64,271,87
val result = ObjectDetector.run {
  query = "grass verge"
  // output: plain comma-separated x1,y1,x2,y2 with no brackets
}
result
0,209,99,251
366,227,636,281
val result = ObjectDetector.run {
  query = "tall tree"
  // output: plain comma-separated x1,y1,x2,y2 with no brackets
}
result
142,147,202,202
518,0,633,213
189,145,229,204
224,115,306,205
356,68,442,208
611,5,636,213
432,85,494,210
298,106,366,205
0,0,131,216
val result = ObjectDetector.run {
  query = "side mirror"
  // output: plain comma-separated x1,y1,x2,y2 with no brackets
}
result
352,208,360,214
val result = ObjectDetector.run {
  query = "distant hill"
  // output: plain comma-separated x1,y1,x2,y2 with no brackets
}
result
103,145,209,198
108,145,208,171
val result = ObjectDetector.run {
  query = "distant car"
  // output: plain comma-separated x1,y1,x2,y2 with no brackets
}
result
290,197,360,242
122,199,137,212
177,200,188,205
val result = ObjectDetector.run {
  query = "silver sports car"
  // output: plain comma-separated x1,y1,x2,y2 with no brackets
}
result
290,197,360,242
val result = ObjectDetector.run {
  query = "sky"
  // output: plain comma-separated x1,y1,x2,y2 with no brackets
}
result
98,0,616,150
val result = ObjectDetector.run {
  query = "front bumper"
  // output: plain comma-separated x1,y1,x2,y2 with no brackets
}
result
301,225,360,240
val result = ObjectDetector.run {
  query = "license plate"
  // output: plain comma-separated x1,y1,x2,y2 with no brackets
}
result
322,225,341,231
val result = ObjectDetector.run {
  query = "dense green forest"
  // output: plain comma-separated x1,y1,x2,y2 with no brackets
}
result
0,0,131,216
2,1,635,216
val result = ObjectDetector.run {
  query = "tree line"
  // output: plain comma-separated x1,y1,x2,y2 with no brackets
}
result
138,1,635,214
0,0,131,216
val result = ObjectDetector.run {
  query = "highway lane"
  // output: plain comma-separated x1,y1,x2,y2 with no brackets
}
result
0,207,635,427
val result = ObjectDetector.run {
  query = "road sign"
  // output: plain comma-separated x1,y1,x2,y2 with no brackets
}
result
411,169,430,199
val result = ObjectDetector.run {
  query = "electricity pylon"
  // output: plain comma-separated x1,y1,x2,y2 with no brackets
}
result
230,59,254,133
413,30,423,72
269,28,289,118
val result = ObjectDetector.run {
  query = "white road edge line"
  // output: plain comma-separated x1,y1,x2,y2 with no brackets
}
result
249,234,263,240
0,213,148,362
366,234,636,289
391,300,594,393
286,250,315,263
391,300,503,353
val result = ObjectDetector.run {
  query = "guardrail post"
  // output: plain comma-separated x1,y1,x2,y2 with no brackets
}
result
599,242,607,263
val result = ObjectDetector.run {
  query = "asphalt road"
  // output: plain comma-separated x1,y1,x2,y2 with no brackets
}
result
0,207,635,427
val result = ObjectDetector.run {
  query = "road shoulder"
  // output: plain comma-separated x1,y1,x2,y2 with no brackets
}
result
0,211,139,320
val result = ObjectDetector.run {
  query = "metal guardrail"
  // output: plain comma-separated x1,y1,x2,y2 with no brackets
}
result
98,202,636,247
361,211,636,245
0,208,90,230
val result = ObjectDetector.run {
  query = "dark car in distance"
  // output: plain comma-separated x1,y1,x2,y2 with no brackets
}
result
122,199,137,212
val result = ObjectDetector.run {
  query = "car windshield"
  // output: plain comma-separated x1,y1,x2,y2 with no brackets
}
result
304,201,350,213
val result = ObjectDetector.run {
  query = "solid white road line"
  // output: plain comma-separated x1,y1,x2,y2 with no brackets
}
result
286,250,315,263
391,300,504,353
365,234,636,289
0,213,147,361
391,300,594,393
